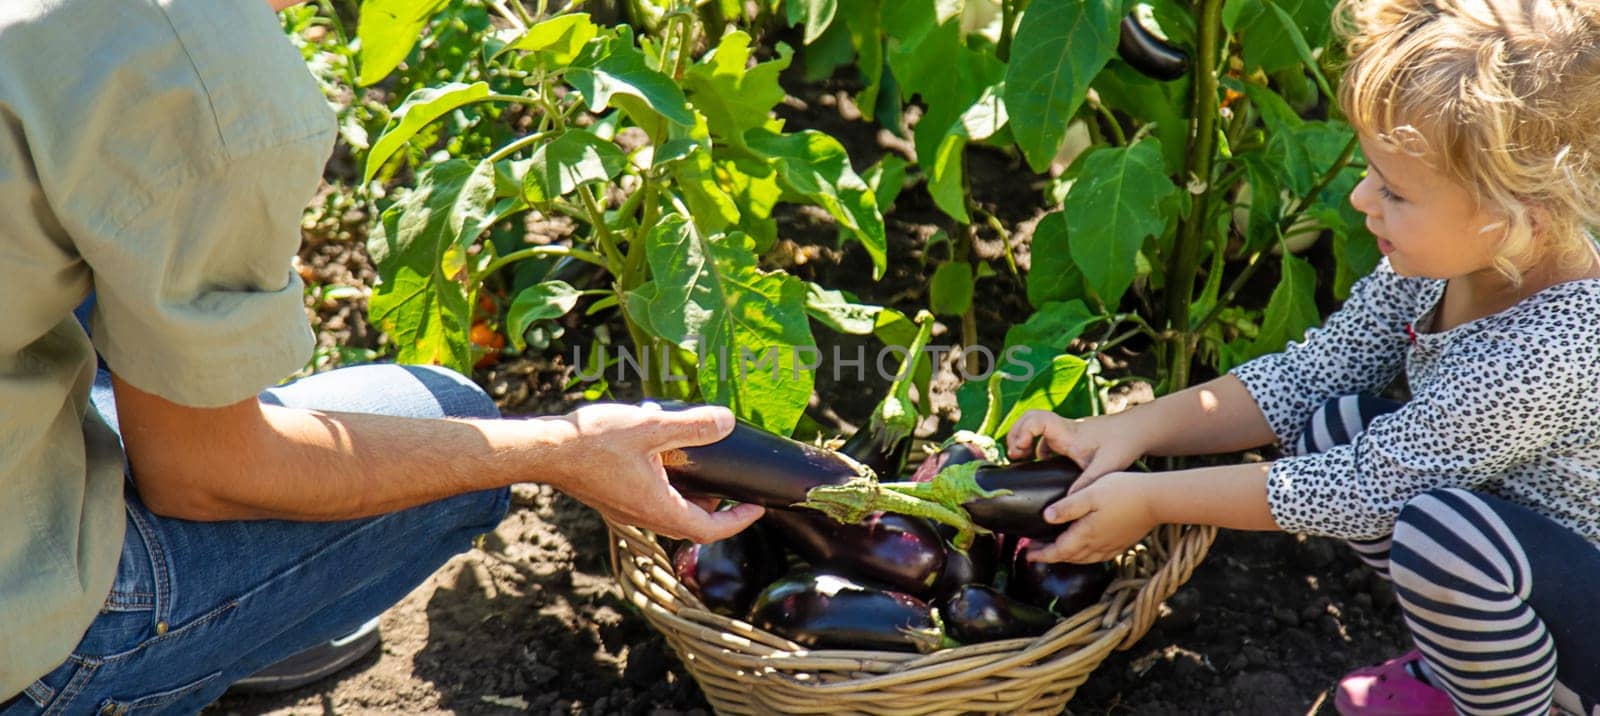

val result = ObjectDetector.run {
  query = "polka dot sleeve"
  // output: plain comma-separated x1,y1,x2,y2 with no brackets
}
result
1229,260,1421,455
1264,328,1600,540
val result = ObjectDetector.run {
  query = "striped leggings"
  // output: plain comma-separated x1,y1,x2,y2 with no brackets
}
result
1300,396,1600,716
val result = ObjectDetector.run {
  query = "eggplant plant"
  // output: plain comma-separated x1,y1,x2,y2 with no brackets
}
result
353,1,918,435
777,0,1377,401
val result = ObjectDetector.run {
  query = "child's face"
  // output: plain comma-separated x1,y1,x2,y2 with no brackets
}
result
1349,133,1509,281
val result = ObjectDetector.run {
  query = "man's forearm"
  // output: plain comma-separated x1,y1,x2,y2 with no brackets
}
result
130,405,576,522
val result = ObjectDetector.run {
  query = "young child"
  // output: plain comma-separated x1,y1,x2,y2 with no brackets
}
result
1006,0,1600,713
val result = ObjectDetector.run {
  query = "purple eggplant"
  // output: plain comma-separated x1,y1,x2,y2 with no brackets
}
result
961,457,1085,540
1008,540,1114,617
673,524,787,617
940,584,1060,643
1118,13,1189,81
748,571,945,653
839,427,913,483
656,404,869,509
761,508,946,597
930,533,999,601
909,436,994,483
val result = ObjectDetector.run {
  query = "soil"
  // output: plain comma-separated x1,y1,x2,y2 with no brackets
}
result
203,56,1415,716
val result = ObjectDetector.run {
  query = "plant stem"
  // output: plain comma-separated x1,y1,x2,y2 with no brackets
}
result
1163,0,1226,394
974,206,1019,276
1092,98,1128,147
998,0,1017,62
580,185,625,269
489,0,527,30
483,244,607,275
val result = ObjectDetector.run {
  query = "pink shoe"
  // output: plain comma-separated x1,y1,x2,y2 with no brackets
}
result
1335,650,1456,715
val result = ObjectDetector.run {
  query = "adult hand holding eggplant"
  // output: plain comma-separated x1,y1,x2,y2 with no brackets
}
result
1025,472,1158,565
554,402,764,543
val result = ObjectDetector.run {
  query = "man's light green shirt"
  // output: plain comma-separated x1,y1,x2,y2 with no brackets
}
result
0,0,332,696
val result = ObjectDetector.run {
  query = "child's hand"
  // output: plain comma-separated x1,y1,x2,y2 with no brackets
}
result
1026,472,1156,564
1006,411,1144,494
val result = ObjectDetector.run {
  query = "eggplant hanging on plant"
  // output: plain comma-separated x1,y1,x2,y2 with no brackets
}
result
761,508,947,597
673,523,787,617
653,402,872,509
747,571,950,653
1009,539,1115,617
940,584,1060,643
1118,13,1190,81
839,311,937,479
798,456,1086,549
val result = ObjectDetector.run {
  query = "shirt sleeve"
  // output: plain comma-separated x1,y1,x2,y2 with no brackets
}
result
1229,260,1420,454
78,146,327,407
1263,329,1593,540
28,0,337,407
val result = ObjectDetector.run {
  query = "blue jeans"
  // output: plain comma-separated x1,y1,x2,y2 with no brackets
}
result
2,363,511,715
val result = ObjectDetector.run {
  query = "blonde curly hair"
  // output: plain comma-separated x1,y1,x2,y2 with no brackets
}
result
1334,0,1600,283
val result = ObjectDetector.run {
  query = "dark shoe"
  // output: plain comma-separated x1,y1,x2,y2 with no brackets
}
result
226,617,381,694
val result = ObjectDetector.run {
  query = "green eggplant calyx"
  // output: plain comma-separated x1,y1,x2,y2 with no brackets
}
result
798,476,989,550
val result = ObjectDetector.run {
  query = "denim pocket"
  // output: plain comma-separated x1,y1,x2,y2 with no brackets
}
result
92,671,221,716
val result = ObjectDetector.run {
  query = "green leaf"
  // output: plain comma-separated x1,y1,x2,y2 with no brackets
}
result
929,83,1009,223
863,155,909,214
722,157,784,251
444,157,504,272
356,0,450,86
1064,140,1177,306
883,0,962,102
670,150,741,234
997,355,1090,437
1004,300,1098,352
491,13,598,65
746,129,888,279
1228,253,1320,368
930,261,975,316
507,280,582,352
568,38,695,126
521,130,628,202
1026,210,1089,308
1235,79,1303,137
627,218,816,434
1264,1,1335,100
682,31,793,147
805,283,881,335
801,13,856,81
840,0,885,120
788,0,840,45
1094,62,1190,176
365,82,491,184
1003,0,1126,172
367,160,475,372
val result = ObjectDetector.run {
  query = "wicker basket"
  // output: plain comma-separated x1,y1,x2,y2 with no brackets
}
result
606,517,1216,715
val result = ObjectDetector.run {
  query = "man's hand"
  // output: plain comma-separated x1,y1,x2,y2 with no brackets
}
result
552,402,764,543
1026,472,1157,564
269,0,309,10
1006,411,1145,495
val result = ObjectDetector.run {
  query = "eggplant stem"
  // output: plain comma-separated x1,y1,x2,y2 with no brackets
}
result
798,479,990,551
